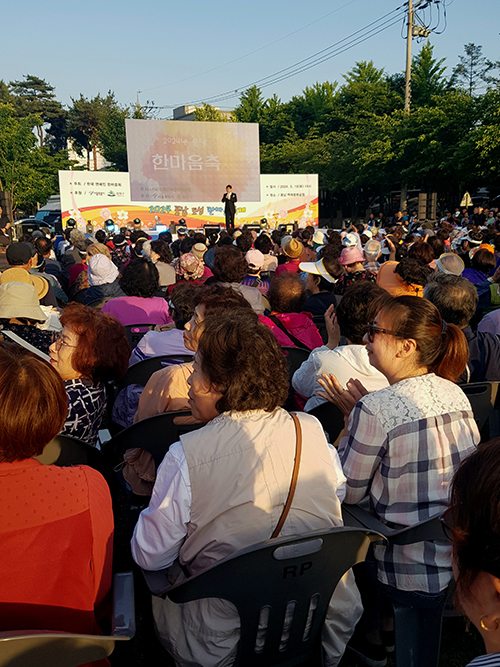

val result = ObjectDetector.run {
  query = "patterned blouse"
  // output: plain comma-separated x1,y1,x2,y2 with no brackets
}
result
61,378,106,447
339,374,479,594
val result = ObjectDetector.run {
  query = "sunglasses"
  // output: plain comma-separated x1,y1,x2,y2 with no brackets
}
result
365,322,403,343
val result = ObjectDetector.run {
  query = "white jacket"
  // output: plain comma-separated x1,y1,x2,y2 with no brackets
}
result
292,344,389,412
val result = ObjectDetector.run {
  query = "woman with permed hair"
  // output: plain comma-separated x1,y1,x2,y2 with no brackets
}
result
132,308,362,667
101,257,173,326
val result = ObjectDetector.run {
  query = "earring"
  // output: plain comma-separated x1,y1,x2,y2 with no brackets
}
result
480,615,500,632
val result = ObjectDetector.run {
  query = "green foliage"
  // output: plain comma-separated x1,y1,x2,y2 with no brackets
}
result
411,41,449,107
0,103,70,212
193,103,231,122
451,43,496,96
9,75,66,150
233,86,265,123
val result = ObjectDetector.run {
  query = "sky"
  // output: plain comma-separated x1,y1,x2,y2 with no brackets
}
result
1,0,498,115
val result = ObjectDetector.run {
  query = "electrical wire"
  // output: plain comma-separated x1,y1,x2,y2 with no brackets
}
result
176,5,407,108
140,0,359,94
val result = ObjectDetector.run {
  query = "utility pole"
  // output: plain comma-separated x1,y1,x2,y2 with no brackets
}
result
404,0,414,113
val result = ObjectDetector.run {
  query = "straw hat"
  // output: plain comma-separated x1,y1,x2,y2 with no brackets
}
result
0,268,49,299
281,236,303,259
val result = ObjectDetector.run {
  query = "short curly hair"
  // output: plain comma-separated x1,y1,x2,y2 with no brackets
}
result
197,310,289,412
212,246,247,283
60,303,131,383
170,283,202,329
120,258,159,298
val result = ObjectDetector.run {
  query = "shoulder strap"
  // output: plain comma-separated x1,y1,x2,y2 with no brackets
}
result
271,413,303,539
1,329,51,361
268,314,310,352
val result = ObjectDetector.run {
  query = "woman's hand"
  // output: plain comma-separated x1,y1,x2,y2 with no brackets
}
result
317,374,369,417
325,304,340,350
387,237,396,261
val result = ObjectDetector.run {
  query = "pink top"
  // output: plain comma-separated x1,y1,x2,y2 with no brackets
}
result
102,296,173,326
274,259,302,276
260,312,323,350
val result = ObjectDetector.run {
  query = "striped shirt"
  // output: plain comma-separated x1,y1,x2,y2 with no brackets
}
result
339,374,479,593
468,655,500,667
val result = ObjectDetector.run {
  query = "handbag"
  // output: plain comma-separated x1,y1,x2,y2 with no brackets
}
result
271,413,303,538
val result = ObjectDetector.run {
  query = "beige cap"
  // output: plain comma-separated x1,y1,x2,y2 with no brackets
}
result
191,243,207,260
0,282,46,321
0,268,49,299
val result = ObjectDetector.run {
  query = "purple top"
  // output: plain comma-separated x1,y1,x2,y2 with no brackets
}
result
102,296,173,326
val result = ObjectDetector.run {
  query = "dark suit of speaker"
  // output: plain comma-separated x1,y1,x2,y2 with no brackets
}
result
222,191,237,231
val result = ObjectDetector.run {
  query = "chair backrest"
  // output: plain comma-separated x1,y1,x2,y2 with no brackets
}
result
311,315,328,344
461,381,498,431
86,297,112,311
124,324,156,348
282,347,311,411
308,402,345,444
104,410,203,468
0,571,135,667
120,355,193,390
157,527,382,667
342,502,446,545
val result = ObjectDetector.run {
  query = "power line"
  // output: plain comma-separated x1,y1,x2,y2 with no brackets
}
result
177,5,407,108
140,0,359,94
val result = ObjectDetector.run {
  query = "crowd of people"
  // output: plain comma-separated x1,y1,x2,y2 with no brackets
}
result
2,206,500,667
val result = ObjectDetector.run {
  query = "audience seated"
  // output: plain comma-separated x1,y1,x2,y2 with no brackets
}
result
241,249,270,295
131,309,362,667
73,253,126,306
463,247,496,285
292,283,390,411
109,233,130,271
129,283,199,365
5,242,57,307
142,239,176,287
318,295,478,666
211,245,265,314
300,256,343,316
260,272,323,350
333,246,377,295
376,258,428,297
102,258,173,326
49,303,130,445
0,281,54,354
424,274,500,383
274,236,304,275
0,342,114,645
254,232,278,273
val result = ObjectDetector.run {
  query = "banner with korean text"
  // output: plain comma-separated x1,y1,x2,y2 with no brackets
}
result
59,171,318,231
125,119,260,203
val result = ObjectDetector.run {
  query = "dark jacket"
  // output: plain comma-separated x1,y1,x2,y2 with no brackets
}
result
302,292,338,317
73,279,125,306
458,326,500,383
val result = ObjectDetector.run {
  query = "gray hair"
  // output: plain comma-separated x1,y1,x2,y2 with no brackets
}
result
424,274,478,329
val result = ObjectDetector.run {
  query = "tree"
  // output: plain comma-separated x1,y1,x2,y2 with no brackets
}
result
0,103,70,213
451,43,495,96
411,41,449,107
9,75,65,149
287,82,340,137
193,103,231,122
233,86,265,123
97,104,129,171
340,61,402,117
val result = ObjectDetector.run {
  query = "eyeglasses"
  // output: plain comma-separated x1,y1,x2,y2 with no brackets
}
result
366,322,403,343
51,331,78,350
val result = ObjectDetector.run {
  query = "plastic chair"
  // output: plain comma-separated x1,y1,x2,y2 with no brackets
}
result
282,346,311,411
103,410,203,469
308,402,345,444
120,354,193,390
0,571,135,667
124,324,156,348
342,502,449,667
143,527,384,667
461,381,498,433
35,434,105,469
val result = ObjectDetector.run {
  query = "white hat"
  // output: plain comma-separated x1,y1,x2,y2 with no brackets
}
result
342,233,358,247
299,258,338,283
88,254,119,286
245,249,264,270
312,231,325,246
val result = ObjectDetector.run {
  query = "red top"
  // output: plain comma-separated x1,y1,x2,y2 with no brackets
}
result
0,459,113,641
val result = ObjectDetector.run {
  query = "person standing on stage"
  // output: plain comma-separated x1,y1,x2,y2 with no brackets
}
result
222,185,237,231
